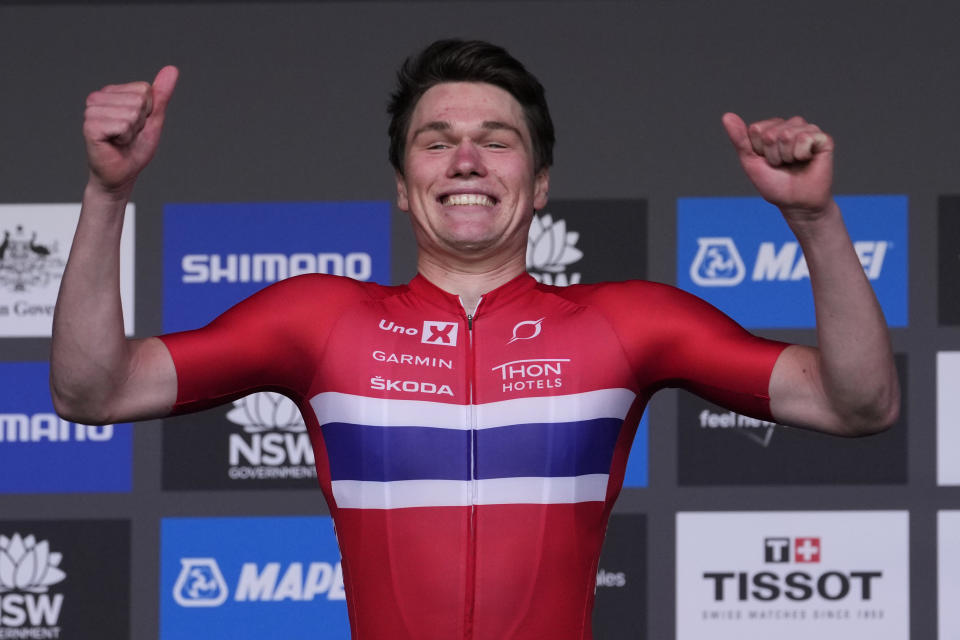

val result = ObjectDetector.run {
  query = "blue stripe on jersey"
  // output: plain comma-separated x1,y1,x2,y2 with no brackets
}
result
322,424,471,481
321,418,621,482
475,418,622,479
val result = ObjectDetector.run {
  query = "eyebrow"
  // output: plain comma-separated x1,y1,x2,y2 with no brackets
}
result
410,120,524,142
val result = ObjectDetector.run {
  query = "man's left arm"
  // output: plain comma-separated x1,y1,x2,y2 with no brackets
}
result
722,113,899,436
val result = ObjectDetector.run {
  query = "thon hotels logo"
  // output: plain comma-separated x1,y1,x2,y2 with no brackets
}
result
676,511,908,640
0,204,135,337
678,355,907,486
163,392,316,491
525,200,646,286
163,201,390,332
161,517,348,640
0,362,132,493
0,520,129,638
677,195,907,328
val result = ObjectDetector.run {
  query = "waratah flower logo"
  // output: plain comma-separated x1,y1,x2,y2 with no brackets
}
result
225,391,306,433
526,213,583,273
0,534,66,593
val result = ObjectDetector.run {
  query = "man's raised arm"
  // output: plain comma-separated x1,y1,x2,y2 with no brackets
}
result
721,113,899,436
51,66,180,425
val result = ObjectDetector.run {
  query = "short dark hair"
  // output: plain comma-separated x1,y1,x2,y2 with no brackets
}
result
388,39,555,175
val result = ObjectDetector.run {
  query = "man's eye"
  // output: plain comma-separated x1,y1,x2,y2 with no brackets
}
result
426,142,449,150
485,142,507,149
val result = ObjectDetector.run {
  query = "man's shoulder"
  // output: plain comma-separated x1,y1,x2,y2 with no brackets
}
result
256,273,402,303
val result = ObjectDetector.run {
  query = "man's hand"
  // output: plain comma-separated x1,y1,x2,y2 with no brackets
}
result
83,66,179,197
722,113,833,221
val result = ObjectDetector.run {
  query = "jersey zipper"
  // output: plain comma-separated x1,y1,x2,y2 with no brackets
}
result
461,299,482,640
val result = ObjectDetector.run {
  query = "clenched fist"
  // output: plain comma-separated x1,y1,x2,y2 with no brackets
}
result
83,66,178,196
722,113,834,221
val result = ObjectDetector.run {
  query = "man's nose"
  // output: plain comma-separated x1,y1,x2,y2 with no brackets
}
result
447,140,486,178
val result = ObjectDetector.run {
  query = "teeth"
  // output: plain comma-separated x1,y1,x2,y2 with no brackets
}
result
444,194,494,206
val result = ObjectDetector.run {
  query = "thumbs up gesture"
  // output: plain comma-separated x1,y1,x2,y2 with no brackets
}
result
82,66,179,197
722,113,834,222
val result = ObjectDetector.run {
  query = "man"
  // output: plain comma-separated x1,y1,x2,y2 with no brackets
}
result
51,40,898,639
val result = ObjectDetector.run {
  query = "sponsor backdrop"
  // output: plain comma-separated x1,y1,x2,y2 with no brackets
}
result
0,2,956,638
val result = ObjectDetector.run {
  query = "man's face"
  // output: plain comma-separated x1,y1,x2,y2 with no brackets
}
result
396,82,549,261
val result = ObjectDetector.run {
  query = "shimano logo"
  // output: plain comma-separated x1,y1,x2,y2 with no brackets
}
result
181,252,372,284
692,238,890,287
0,414,113,442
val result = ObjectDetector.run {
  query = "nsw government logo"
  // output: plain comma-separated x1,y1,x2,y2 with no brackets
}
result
525,200,647,286
0,533,66,634
162,391,316,491
0,204,135,337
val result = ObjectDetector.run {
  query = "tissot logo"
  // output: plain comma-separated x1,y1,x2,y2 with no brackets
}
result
676,511,909,640
422,321,458,346
0,204,135,337
508,318,543,344
677,196,907,328
763,537,821,564
524,200,647,287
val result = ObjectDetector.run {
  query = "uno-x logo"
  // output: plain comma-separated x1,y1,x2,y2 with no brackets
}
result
422,321,458,347
508,318,543,344
763,537,821,564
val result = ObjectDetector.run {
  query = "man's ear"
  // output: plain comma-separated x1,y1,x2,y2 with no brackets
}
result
533,168,550,211
395,171,409,212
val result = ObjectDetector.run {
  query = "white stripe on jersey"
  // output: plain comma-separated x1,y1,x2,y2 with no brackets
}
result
331,474,609,509
311,388,635,430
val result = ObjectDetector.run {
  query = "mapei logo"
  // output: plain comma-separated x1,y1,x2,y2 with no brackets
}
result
172,556,345,608
0,533,66,628
677,196,907,328
527,213,583,286
690,238,745,286
691,237,889,286
173,558,228,607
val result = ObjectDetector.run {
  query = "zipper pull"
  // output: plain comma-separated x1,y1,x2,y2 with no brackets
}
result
467,314,473,330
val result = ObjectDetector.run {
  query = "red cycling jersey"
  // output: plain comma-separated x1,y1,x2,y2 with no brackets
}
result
160,272,787,640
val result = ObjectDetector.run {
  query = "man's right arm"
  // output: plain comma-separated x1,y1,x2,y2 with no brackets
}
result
50,67,180,425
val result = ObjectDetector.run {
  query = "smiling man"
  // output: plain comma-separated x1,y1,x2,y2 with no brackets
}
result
51,39,898,639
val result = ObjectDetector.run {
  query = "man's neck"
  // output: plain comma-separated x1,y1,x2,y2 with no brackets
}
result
416,255,526,315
